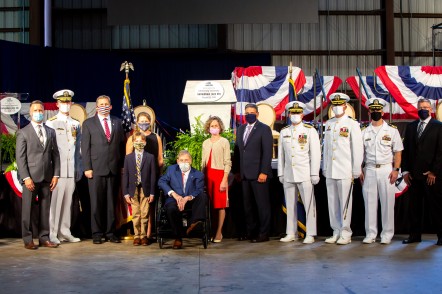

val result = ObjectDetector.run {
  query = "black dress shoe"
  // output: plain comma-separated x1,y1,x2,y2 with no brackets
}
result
402,236,422,244
108,235,121,243
251,235,269,243
93,238,102,244
436,238,442,246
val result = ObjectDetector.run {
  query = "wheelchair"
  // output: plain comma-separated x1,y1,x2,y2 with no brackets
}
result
155,190,211,249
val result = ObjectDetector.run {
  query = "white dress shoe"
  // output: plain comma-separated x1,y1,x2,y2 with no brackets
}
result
280,234,296,242
337,237,351,245
362,237,376,244
50,238,61,245
60,235,81,243
303,236,315,244
325,235,339,244
380,238,391,245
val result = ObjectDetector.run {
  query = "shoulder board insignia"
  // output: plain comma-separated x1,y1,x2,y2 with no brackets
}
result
388,123,397,129
349,116,357,121
48,116,57,121
71,117,79,122
361,126,367,131
303,123,313,128
281,125,290,130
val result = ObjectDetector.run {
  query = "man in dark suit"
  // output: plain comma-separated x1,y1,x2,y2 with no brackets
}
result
233,103,273,242
122,131,156,246
16,100,60,249
402,98,442,246
158,150,207,249
81,95,125,244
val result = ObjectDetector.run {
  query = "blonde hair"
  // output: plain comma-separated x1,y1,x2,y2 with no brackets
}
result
204,116,225,134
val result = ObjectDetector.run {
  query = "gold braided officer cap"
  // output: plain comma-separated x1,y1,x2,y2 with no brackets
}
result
53,89,74,102
366,98,386,110
329,92,350,106
285,101,306,114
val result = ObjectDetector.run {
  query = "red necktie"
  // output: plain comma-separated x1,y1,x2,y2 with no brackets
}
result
103,118,111,142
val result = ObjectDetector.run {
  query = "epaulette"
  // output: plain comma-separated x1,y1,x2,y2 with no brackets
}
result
349,116,357,121
281,125,290,131
360,125,367,131
71,117,80,122
388,123,397,129
48,116,57,121
303,123,313,128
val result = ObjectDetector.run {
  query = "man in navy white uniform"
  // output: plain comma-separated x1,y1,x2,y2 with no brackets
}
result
46,89,82,244
360,98,403,244
278,101,321,244
323,93,363,245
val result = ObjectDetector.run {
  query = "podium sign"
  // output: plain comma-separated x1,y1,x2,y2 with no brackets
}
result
182,81,237,133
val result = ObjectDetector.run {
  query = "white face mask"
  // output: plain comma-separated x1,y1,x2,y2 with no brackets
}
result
59,104,71,113
332,106,344,116
178,162,191,173
290,114,302,124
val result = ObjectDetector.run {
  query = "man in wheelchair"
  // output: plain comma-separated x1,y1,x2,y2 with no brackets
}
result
158,150,208,249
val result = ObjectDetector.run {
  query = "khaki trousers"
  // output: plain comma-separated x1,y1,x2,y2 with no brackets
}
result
132,186,150,238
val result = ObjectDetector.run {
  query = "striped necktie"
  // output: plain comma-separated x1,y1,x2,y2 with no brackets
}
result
37,125,44,147
417,121,425,138
243,125,253,144
103,118,111,142
136,153,141,185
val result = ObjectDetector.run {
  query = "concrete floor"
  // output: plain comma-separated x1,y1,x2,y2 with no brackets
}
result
0,235,441,294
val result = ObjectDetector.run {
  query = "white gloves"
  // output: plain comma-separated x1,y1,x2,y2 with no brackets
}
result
311,175,320,185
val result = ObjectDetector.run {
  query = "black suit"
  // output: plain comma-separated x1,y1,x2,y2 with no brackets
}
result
16,123,60,244
233,120,273,238
402,118,442,238
122,151,156,197
81,115,125,239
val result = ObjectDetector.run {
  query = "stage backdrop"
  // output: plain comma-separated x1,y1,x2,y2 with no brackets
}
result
0,40,270,137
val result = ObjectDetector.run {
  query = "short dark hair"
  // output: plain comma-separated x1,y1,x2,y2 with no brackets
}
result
244,103,258,112
30,100,44,109
96,95,111,104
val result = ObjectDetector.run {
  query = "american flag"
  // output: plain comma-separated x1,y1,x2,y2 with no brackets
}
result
121,78,136,133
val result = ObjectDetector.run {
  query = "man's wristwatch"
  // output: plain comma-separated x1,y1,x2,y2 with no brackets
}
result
393,168,400,171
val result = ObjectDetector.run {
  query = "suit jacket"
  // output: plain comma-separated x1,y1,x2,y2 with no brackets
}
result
16,123,60,182
122,151,156,197
81,115,125,176
402,118,442,180
233,120,273,180
158,165,204,205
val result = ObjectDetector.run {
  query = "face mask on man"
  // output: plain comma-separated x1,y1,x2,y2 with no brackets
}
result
418,109,430,120
332,106,344,116
133,142,146,151
97,105,111,115
59,104,71,113
138,123,150,131
371,112,382,121
290,114,302,124
245,113,257,124
179,162,191,173
32,112,44,123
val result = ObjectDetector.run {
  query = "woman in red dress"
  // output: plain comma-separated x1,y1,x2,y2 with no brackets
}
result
202,116,231,242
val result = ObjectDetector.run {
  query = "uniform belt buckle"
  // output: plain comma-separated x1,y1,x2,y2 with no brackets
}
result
375,164,381,168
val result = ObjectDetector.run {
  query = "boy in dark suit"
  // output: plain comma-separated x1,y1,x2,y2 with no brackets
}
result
122,132,156,246
158,150,208,249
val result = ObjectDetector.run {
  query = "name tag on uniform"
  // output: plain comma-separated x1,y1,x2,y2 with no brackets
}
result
56,128,65,130
283,135,290,138
365,138,371,141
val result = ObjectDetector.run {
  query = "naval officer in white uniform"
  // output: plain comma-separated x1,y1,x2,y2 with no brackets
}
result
278,101,321,244
361,98,403,244
46,89,82,244
323,93,363,245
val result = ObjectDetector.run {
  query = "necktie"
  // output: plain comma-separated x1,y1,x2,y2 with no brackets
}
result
136,153,141,185
417,121,425,138
103,118,111,142
37,125,44,147
243,125,253,144
182,172,186,192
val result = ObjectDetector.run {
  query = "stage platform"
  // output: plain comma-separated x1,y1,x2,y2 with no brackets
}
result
1,235,441,293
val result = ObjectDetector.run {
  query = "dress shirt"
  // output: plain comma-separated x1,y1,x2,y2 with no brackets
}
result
97,113,112,134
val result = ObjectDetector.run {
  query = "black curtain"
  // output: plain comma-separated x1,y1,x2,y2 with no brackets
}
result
0,40,270,136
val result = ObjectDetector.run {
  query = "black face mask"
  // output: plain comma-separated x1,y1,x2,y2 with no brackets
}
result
245,113,257,124
371,112,382,121
418,109,430,120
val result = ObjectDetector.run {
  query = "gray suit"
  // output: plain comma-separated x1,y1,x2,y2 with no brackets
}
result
16,122,60,244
